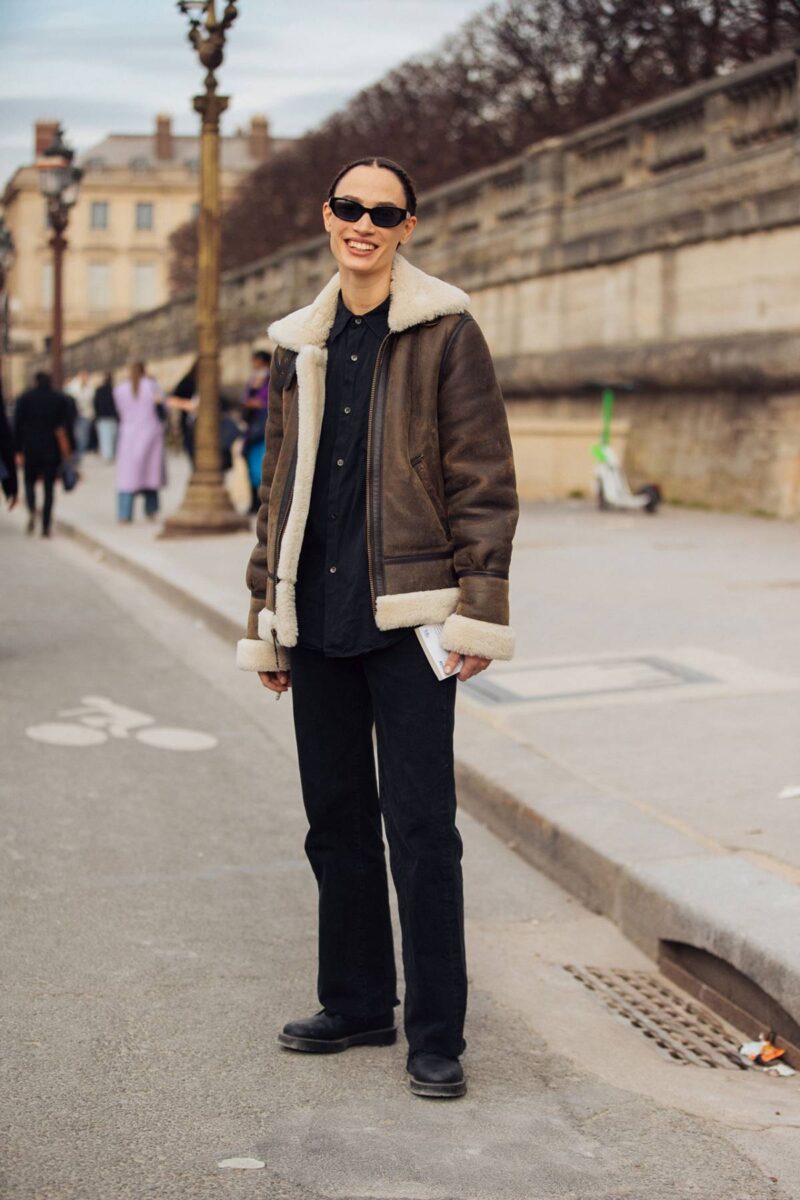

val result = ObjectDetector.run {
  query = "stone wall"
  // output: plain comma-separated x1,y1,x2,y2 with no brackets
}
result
57,48,800,515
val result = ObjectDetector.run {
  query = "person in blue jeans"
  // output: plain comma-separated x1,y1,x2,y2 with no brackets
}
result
113,363,166,523
241,349,271,514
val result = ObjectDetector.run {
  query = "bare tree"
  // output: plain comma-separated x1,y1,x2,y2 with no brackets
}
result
169,0,800,291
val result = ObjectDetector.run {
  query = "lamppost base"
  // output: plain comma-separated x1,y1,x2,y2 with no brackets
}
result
159,475,250,538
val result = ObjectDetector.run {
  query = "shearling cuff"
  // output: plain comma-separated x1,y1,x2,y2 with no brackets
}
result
456,573,510,626
236,638,290,672
441,613,515,661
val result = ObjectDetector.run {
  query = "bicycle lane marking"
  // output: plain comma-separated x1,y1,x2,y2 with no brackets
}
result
25,695,218,752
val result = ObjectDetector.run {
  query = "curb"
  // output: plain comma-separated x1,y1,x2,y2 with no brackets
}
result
60,514,800,1031
453,713,800,1030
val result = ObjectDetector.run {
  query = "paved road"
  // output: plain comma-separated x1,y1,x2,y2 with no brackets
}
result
1,519,798,1199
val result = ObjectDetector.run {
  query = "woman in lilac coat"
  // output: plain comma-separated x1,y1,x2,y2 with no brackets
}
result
113,362,166,522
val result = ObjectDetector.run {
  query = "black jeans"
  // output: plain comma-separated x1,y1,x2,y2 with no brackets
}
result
24,459,59,533
289,632,467,1058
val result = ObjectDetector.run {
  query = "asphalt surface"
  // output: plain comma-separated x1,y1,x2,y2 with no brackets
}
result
1,518,797,1200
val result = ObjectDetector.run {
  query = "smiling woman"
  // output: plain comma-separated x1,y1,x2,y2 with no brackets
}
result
236,153,519,1101
324,156,417,278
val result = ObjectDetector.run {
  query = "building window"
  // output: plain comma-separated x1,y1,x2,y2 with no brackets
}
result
87,263,112,312
90,201,109,230
132,263,157,311
41,263,53,308
135,202,154,231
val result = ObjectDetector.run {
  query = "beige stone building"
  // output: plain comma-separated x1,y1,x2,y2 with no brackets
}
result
2,114,289,392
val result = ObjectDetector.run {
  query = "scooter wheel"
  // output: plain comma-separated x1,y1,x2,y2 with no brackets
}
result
596,482,610,511
637,483,661,514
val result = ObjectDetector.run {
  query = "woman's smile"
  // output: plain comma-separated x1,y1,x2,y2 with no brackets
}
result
343,237,379,257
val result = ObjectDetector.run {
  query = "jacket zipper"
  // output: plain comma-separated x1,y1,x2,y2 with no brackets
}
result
365,333,392,611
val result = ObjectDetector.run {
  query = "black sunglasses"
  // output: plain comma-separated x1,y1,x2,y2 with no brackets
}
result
328,195,410,229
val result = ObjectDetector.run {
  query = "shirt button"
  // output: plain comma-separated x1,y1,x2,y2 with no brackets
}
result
329,565,337,574
330,511,337,520
336,458,344,467
350,353,358,362
354,317,362,325
343,406,351,415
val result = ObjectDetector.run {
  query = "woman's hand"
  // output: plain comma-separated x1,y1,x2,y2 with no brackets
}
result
258,670,291,694
444,652,491,682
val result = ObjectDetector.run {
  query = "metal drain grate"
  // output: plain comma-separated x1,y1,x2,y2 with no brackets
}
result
564,965,746,1068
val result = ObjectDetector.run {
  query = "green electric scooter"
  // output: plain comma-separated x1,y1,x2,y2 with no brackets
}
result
592,386,661,513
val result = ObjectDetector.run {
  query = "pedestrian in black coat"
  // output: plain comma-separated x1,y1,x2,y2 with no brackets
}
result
13,372,72,537
93,373,119,461
0,382,18,509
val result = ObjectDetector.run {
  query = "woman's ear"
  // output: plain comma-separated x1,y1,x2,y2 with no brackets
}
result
399,215,417,246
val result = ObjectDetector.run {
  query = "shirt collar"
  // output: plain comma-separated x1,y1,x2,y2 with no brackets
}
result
330,291,390,342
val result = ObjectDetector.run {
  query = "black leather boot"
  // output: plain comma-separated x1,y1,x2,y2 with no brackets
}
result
407,1051,466,1098
278,1008,396,1053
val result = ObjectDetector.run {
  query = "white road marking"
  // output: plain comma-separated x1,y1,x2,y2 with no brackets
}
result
217,1157,265,1170
25,695,218,752
26,723,107,747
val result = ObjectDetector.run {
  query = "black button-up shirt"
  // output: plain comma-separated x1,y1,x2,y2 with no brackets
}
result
295,292,411,657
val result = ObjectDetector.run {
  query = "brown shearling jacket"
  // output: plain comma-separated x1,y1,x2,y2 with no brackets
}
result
237,253,519,672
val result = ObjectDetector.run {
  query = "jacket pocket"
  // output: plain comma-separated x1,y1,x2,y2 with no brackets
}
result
411,454,451,538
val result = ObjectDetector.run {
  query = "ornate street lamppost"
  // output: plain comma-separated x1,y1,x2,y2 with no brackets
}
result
0,218,15,386
162,0,248,536
36,127,82,390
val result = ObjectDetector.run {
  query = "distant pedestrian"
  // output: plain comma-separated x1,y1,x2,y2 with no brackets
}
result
241,349,270,514
219,394,243,473
93,373,118,461
0,385,18,510
166,358,199,464
13,371,72,537
113,362,166,523
66,369,94,458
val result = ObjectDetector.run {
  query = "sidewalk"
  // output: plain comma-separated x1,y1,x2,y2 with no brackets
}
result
52,453,800,1029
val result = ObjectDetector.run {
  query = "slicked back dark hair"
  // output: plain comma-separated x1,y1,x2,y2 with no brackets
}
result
327,157,417,215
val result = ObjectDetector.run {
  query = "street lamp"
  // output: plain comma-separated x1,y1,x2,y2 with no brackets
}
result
162,0,248,536
37,126,82,390
0,218,14,280
0,216,15,357
0,216,15,401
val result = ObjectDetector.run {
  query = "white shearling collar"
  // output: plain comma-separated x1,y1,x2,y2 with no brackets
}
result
267,252,469,352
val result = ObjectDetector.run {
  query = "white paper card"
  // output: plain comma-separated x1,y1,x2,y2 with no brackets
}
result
415,623,462,681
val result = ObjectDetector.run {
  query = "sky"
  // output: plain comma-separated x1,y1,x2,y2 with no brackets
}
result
0,0,491,190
